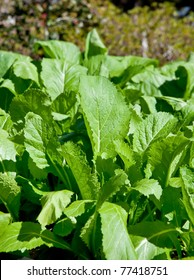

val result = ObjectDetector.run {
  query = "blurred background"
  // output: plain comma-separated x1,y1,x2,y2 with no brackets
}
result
0,0,194,64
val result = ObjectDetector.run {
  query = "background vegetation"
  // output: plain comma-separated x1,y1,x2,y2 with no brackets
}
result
0,0,194,64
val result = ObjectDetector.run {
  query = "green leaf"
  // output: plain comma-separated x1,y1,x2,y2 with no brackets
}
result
176,63,194,100
0,51,29,78
161,186,187,227
104,55,157,80
51,90,78,125
37,190,73,226
0,128,17,162
147,135,190,186
0,212,11,236
133,112,177,154
53,217,76,237
134,178,162,200
24,112,51,169
0,173,21,221
16,176,48,205
41,58,87,100
131,235,165,260
128,220,180,250
79,76,130,159
96,169,129,210
99,202,137,260
0,109,12,131
13,60,39,85
61,141,100,200
9,88,52,124
85,29,108,59
34,40,81,64
64,200,95,218
180,166,194,226
114,140,135,170
0,222,72,252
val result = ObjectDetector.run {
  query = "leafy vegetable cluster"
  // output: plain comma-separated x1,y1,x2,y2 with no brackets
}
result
0,29,194,260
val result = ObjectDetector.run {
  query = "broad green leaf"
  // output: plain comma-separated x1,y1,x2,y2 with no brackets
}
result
140,96,157,114
0,212,11,236
128,220,180,250
79,76,130,159
61,141,100,200
64,200,95,218
13,60,39,85
104,55,157,79
9,88,52,124
180,166,194,226
96,169,129,210
114,140,135,170
157,96,187,111
0,109,12,131
16,176,48,205
41,58,87,100
34,40,81,64
37,190,73,226
176,63,194,99
85,29,108,59
0,222,72,252
147,135,190,186
133,112,177,154
53,217,76,237
131,236,165,260
84,55,109,77
51,90,78,126
24,112,55,169
0,78,15,94
190,142,194,168
99,202,137,260
0,128,17,161
132,66,169,88
0,173,21,221
95,157,120,182
134,178,162,200
181,231,194,255
0,50,30,78
0,84,15,112
161,186,187,227
180,98,194,128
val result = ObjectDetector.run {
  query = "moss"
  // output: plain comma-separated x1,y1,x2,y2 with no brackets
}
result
0,1,194,64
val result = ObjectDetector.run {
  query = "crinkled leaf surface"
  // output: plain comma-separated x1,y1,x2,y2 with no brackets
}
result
133,112,177,154
9,88,51,124
0,173,21,221
61,141,100,200
37,190,73,226
98,202,137,260
134,178,162,200
79,76,130,159
147,135,190,186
